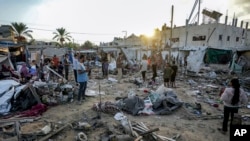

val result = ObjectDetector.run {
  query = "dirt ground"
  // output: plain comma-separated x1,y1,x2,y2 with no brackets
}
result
2,65,249,141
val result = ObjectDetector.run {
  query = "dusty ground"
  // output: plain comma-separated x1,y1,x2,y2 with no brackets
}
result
1,65,249,141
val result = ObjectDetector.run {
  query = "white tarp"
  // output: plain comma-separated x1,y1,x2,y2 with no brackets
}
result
186,47,207,73
0,80,20,94
121,48,136,65
0,87,15,114
109,60,116,71
0,80,21,114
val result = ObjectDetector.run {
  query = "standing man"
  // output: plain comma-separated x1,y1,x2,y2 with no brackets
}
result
64,54,70,80
171,61,178,88
163,63,173,87
77,55,88,105
116,52,123,83
151,54,157,83
73,54,79,83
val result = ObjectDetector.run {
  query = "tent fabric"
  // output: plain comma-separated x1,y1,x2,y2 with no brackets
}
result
152,91,183,115
0,80,20,95
0,55,7,63
0,80,39,115
205,48,232,64
0,86,15,115
117,96,145,116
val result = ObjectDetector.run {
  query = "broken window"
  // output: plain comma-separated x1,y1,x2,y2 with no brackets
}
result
170,37,179,42
192,36,206,41
219,35,222,41
236,37,239,42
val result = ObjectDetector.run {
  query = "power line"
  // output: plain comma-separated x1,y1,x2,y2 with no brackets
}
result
1,19,121,36
30,27,119,36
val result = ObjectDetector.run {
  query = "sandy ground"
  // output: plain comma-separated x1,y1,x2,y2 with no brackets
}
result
2,66,249,141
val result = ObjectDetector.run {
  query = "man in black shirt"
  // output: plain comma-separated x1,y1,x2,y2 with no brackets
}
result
171,61,178,88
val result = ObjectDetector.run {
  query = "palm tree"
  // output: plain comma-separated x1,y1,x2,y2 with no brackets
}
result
11,22,33,43
52,27,71,47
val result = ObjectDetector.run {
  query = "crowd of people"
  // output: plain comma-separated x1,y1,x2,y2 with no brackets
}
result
1,50,248,139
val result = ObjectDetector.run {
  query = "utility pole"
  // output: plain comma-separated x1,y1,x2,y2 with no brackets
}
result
122,31,127,47
170,5,174,62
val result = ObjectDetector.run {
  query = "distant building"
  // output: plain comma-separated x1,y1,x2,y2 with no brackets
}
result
0,25,16,42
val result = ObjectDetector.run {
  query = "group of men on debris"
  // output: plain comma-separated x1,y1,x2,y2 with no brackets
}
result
140,53,178,88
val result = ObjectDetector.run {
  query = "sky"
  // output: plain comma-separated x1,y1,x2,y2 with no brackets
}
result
0,0,250,45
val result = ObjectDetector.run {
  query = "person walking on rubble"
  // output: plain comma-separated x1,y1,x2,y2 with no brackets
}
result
140,55,148,83
77,55,88,105
116,52,123,83
218,78,248,134
163,63,173,87
170,61,178,88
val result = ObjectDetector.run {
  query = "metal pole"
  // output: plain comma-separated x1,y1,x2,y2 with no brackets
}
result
198,0,200,25
122,31,127,47
169,5,174,62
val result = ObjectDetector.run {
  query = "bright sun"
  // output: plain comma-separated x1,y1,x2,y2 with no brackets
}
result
144,30,155,38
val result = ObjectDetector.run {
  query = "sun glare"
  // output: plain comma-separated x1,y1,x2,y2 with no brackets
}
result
144,31,155,38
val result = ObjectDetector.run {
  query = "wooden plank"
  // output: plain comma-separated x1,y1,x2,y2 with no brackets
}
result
15,121,21,141
139,128,159,136
46,66,67,82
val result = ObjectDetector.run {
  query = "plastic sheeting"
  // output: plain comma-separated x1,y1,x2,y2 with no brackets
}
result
204,48,232,64
187,47,207,73
117,96,145,116
0,80,20,95
0,86,15,114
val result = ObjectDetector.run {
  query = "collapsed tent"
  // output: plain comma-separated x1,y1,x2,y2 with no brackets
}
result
0,80,41,115
230,47,250,73
94,85,183,116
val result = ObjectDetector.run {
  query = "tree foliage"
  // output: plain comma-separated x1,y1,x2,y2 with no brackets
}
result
80,40,97,49
64,42,79,50
11,22,33,43
52,27,71,47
